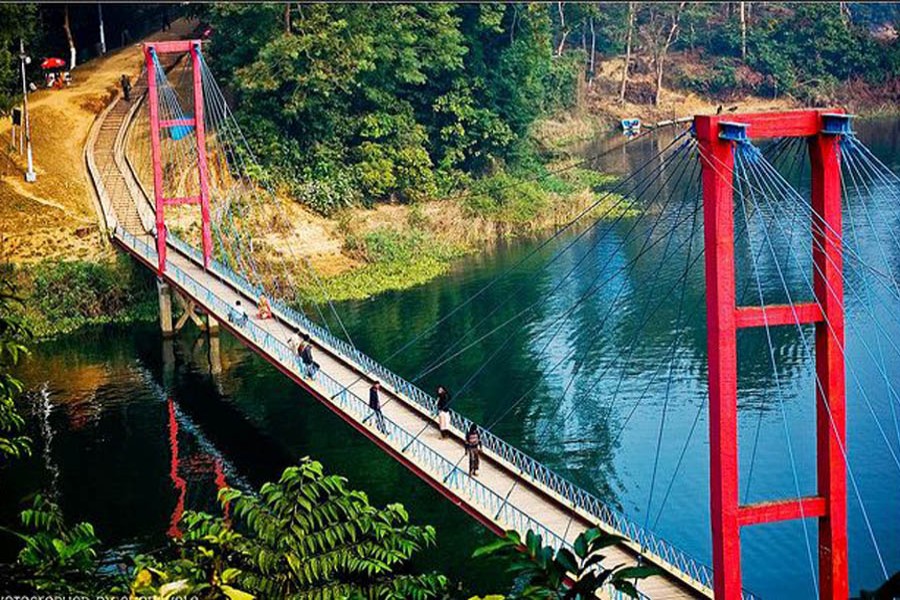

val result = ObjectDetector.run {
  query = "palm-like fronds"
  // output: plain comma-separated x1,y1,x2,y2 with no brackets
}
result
0,281,32,463
133,459,447,599
0,495,102,594
474,527,661,600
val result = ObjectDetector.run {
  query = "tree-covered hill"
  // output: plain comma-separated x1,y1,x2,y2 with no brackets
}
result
191,2,900,213
194,3,580,211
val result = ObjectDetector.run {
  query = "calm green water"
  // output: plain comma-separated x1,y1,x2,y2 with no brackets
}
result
4,118,900,598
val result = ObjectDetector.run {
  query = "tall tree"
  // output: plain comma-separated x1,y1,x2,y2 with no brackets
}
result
740,1,748,61
62,4,76,69
619,2,635,102
640,1,686,106
555,1,569,56
588,13,596,87
0,4,38,113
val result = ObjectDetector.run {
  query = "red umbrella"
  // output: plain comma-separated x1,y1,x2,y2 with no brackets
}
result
41,57,66,69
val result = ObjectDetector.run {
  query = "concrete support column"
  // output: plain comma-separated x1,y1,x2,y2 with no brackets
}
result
207,313,219,335
158,279,174,337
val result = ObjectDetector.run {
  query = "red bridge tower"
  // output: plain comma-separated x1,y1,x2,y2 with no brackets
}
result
143,40,212,273
695,109,850,600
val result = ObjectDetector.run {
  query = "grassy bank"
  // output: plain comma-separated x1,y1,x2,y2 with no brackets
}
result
8,255,158,339
301,157,633,302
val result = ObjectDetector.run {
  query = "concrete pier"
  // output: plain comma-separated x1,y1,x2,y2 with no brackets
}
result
162,338,175,389
207,313,220,335
157,279,174,337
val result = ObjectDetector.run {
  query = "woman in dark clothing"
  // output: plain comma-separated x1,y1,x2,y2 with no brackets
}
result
465,423,481,476
300,334,318,380
369,381,387,434
436,385,451,438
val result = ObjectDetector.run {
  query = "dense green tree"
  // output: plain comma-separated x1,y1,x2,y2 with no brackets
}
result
473,527,659,599
198,3,578,212
0,4,37,113
131,459,448,599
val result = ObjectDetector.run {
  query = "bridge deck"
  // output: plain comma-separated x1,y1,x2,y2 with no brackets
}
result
83,58,724,600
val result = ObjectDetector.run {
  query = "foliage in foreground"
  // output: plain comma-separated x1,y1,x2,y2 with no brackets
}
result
0,268,31,462
131,459,448,599
472,528,660,600
0,495,104,594
14,255,157,338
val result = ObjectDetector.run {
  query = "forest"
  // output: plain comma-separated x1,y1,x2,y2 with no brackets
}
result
193,2,900,212
2,3,900,214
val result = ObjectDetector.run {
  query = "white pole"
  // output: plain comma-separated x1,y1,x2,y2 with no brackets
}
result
20,38,36,183
98,3,106,54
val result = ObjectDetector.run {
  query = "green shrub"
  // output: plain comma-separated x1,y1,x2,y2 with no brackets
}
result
466,172,549,223
21,256,156,337
542,50,583,113
323,226,465,300
289,170,362,216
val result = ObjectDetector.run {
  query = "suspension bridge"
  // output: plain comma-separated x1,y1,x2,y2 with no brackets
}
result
82,39,900,599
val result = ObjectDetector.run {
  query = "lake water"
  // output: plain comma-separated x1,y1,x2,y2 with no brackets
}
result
4,117,900,598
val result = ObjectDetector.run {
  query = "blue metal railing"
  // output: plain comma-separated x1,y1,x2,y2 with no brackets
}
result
116,227,761,599
121,227,641,599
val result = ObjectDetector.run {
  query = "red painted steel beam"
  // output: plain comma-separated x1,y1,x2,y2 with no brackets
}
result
737,496,827,526
695,115,743,600
700,109,844,140
163,196,201,206
144,46,166,274
143,39,213,271
809,128,849,600
697,108,850,600
734,302,823,328
160,118,196,128
145,40,196,54
191,42,213,269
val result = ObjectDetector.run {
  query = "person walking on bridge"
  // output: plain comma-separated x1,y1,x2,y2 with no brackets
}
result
120,74,132,102
287,328,302,368
369,381,387,435
229,300,248,326
436,385,452,438
465,423,481,477
299,334,318,381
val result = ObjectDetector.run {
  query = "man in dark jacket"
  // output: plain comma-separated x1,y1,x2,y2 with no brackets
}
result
120,74,131,101
369,381,387,434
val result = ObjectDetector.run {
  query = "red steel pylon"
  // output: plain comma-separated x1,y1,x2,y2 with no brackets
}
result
144,40,212,273
695,109,849,600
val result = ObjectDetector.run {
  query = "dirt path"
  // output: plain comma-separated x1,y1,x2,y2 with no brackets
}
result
0,20,193,264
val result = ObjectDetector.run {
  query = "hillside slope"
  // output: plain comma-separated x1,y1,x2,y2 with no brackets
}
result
0,22,189,263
